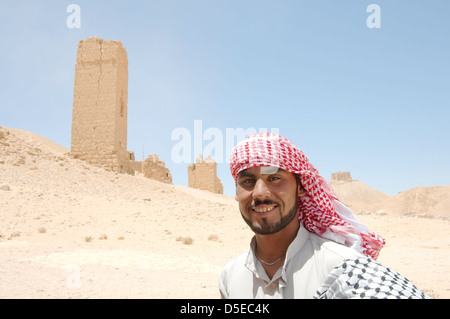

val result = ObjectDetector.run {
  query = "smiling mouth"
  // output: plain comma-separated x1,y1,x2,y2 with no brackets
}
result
252,204,277,213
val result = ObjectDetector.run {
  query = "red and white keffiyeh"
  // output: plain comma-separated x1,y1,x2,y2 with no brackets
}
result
230,132,385,260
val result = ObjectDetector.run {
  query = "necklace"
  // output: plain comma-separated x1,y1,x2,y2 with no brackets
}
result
255,253,285,266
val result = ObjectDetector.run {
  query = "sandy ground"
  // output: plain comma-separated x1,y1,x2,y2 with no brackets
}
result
0,126,449,299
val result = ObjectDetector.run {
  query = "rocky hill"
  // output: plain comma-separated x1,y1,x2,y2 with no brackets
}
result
330,173,449,218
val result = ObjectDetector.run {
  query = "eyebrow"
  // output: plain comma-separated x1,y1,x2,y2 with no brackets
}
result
237,171,255,179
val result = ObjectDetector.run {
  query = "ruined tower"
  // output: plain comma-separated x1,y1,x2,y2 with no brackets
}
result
142,154,172,184
70,37,130,173
331,171,352,182
188,155,223,194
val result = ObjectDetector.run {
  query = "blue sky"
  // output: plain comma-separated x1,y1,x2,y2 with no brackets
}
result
1,1,449,197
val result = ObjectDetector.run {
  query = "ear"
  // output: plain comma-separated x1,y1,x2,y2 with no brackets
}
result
297,184,307,197
295,175,307,197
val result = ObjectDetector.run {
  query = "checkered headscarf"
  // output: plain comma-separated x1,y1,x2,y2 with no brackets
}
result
230,132,385,260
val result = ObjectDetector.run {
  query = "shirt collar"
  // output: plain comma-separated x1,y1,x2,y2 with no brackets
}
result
245,224,310,280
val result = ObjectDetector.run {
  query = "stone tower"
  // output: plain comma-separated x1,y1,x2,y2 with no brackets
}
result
188,155,223,194
70,37,130,173
331,171,352,182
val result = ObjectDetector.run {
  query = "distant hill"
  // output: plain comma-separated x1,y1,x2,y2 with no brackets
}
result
330,179,391,213
330,179,449,217
382,186,450,216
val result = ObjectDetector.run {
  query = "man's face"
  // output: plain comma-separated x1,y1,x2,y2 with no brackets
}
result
235,166,303,235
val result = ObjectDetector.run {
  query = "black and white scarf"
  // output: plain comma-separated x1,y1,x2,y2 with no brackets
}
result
314,257,429,299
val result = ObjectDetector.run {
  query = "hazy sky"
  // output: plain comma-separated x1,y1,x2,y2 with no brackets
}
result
1,1,449,197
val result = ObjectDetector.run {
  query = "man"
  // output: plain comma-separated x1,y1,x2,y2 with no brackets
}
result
219,132,428,299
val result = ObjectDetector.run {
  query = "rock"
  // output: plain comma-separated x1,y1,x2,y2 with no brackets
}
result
0,185,11,191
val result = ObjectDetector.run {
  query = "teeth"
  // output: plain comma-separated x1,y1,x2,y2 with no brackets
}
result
254,206,275,213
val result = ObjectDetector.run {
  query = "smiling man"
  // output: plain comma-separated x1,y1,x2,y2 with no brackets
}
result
219,132,429,299
237,166,303,236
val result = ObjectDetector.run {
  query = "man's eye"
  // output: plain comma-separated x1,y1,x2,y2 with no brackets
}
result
268,176,281,182
238,178,255,185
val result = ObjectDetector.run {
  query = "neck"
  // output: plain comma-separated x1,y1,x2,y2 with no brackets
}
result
255,217,300,261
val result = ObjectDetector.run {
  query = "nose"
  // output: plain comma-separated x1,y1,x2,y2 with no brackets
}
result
252,178,271,200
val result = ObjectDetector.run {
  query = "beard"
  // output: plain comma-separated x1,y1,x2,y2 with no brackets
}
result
240,194,299,235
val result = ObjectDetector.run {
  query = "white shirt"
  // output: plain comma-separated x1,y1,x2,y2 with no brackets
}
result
219,224,363,299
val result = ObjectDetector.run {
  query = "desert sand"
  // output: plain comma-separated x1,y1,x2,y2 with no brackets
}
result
0,125,449,299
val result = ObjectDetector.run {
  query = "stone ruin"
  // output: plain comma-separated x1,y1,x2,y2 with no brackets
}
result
71,37,131,174
331,171,352,182
188,155,223,194
142,154,172,184
70,37,222,192
70,37,171,183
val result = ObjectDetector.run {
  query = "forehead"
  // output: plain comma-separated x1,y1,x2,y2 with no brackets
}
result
237,166,290,178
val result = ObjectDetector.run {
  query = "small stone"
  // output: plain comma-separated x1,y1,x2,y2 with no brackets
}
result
376,210,387,216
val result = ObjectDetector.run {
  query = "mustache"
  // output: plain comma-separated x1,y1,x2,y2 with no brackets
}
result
249,199,279,209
